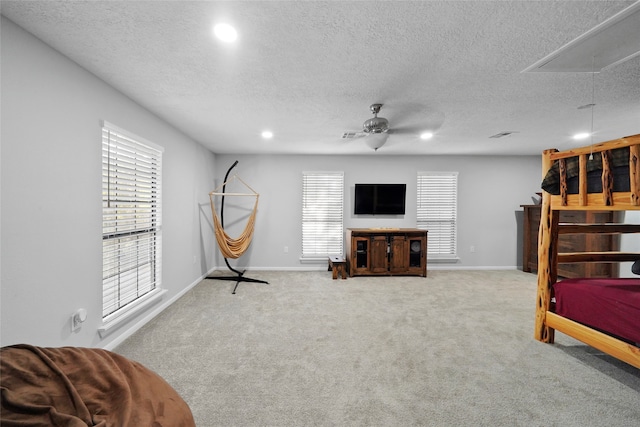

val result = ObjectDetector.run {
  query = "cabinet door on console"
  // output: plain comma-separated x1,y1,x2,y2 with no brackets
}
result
370,236,389,273
407,236,426,276
389,235,408,273
350,236,370,275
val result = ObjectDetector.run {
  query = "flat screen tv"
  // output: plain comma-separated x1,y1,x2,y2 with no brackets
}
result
354,183,406,215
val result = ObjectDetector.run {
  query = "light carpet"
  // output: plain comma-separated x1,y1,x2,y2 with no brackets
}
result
116,270,640,426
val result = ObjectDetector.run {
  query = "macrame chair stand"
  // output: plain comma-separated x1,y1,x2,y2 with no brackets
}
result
207,161,268,294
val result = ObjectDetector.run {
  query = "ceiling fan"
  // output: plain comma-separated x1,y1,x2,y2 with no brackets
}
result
342,103,442,151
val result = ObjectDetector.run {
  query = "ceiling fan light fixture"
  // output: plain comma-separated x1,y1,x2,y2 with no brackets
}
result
362,103,389,134
363,116,389,134
365,133,389,151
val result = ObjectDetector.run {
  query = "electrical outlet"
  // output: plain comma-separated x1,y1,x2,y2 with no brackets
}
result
470,245,475,253
284,246,289,253
71,314,81,332
71,309,87,332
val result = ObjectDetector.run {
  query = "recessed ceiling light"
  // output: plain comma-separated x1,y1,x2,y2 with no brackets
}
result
420,132,434,140
573,132,591,140
213,23,237,43
261,131,273,139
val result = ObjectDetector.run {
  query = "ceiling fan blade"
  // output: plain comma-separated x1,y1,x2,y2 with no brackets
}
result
384,102,427,123
341,131,367,139
391,110,446,134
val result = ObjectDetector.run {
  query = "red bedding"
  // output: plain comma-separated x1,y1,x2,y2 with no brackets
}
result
553,278,640,344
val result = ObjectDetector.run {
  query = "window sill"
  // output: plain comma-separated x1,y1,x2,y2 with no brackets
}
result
299,257,332,264
428,256,460,263
98,288,167,338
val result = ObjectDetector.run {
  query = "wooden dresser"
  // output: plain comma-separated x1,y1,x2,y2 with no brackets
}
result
521,205,620,278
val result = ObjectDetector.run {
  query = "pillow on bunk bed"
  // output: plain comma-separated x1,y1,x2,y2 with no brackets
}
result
541,147,630,195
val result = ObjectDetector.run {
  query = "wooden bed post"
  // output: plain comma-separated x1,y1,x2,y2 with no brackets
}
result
601,150,613,206
559,158,568,206
578,154,588,206
535,149,559,343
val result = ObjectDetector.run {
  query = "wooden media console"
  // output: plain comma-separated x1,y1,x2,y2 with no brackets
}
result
346,228,427,277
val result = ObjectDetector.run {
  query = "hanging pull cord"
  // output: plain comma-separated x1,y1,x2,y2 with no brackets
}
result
210,193,259,259
589,56,596,161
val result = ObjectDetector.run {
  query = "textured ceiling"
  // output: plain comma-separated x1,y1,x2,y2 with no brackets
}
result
2,0,639,155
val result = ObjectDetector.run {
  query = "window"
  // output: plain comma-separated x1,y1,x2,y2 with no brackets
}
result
101,121,163,330
301,172,344,259
417,171,458,260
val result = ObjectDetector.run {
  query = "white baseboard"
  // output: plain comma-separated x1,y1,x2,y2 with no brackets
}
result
427,265,519,271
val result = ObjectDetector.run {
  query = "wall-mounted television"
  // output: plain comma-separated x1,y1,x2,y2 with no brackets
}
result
354,183,406,215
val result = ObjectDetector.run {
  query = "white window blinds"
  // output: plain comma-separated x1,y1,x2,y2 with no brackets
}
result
302,172,344,258
102,122,163,319
417,171,458,259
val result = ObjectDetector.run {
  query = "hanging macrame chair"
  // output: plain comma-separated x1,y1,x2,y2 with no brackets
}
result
206,163,268,295
209,175,259,259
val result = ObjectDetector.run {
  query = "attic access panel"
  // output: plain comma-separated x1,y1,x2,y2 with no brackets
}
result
523,2,640,72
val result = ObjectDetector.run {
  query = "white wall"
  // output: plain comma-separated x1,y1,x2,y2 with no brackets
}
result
1,17,217,349
213,153,542,270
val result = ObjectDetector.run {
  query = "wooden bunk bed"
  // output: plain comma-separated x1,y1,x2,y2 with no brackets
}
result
535,133,640,369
